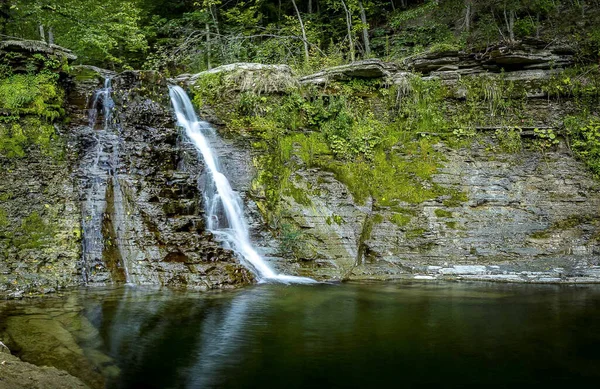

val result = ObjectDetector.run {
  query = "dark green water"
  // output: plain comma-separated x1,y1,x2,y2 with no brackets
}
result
2,282,600,388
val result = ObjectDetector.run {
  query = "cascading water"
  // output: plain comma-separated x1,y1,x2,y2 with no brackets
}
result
169,86,315,284
81,78,132,284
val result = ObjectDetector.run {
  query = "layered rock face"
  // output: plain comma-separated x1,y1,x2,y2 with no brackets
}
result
0,43,82,298
71,69,252,288
1,45,252,298
278,138,600,282
179,47,600,283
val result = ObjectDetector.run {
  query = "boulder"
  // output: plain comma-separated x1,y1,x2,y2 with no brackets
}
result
176,63,297,93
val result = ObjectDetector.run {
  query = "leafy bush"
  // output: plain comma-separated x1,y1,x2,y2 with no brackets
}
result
566,115,600,176
0,64,64,158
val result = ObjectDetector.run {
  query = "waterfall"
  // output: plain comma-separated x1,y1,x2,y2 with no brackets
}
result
81,77,132,284
169,86,315,284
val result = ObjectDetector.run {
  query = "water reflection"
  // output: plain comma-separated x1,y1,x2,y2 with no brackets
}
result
2,283,600,389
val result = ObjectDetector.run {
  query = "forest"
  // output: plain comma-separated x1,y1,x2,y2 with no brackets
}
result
2,0,599,72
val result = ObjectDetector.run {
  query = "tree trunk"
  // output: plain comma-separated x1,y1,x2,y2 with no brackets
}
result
208,4,225,60
0,0,10,34
464,0,472,32
38,24,45,42
308,0,313,13
503,7,515,43
359,0,370,57
206,23,211,69
291,0,310,65
48,26,54,45
341,0,355,62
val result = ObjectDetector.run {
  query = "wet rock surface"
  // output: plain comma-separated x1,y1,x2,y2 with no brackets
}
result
0,128,82,298
2,38,600,299
98,70,252,287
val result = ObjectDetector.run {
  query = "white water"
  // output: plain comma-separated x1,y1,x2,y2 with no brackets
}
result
169,86,315,284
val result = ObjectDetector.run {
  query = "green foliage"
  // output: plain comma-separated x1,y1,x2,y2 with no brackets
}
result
4,0,600,71
495,127,523,153
0,73,64,119
7,0,147,69
566,114,600,177
0,60,65,159
543,67,600,102
400,77,449,134
532,128,559,152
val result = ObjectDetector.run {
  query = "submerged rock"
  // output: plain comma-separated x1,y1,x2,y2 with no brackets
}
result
0,352,89,389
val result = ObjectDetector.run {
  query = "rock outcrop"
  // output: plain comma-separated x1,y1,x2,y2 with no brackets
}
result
272,135,600,283
176,63,297,93
299,59,400,85
405,39,575,83
68,69,252,288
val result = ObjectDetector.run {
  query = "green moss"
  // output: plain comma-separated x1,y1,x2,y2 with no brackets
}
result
325,214,344,226
372,214,384,224
0,68,65,159
443,190,468,207
445,221,459,229
552,215,591,230
389,213,411,227
529,215,594,240
12,211,56,249
434,209,453,218
406,228,426,239
0,207,8,230
530,230,551,239
285,184,313,206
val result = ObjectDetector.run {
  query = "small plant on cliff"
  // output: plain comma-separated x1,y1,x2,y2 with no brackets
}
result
495,127,523,153
533,128,559,153
279,222,306,260
565,114,600,176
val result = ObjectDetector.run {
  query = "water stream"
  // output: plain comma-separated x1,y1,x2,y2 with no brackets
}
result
169,86,314,284
81,78,131,284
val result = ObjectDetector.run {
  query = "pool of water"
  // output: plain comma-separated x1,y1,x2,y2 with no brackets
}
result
1,282,600,388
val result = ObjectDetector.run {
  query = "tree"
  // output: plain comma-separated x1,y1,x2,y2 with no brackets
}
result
358,0,370,57
340,0,355,61
291,0,310,64
5,0,148,68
